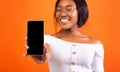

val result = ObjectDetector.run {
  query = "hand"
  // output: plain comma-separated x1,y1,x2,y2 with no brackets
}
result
24,36,51,64
31,43,51,63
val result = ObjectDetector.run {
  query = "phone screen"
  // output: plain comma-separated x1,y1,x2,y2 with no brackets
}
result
27,21,44,55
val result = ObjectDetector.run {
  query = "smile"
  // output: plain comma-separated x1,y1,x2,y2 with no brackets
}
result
60,19,69,23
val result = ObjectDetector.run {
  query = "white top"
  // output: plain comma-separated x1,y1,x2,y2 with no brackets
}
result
44,35,104,72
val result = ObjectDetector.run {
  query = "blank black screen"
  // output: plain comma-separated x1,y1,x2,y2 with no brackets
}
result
27,21,44,55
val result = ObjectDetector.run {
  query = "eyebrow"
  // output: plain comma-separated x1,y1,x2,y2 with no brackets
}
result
65,5,74,7
57,5,74,8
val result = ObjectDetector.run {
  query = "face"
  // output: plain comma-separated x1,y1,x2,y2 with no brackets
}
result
55,0,78,29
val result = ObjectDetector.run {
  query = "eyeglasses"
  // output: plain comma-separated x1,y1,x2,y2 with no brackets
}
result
55,6,77,14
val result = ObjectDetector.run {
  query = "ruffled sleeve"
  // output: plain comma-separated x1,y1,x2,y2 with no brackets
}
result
92,44,104,72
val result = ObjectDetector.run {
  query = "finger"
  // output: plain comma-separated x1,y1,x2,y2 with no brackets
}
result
22,53,28,56
45,43,50,51
44,43,47,52
44,43,50,53
24,45,29,49
25,36,27,40
40,61,44,64
44,43,50,49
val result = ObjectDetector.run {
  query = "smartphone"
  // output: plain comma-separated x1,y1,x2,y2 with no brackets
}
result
27,21,44,55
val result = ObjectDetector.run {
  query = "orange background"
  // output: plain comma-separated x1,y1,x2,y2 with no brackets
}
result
0,0,120,72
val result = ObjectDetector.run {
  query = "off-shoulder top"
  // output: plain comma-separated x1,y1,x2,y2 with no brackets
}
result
44,35,104,72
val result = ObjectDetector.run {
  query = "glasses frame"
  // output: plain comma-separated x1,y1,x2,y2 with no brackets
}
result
55,6,77,14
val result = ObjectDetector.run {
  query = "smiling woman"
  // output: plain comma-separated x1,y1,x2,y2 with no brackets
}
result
55,0,78,29
26,0,104,72
55,0,88,28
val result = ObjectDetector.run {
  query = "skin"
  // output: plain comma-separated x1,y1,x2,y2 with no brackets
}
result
55,0,78,30
28,0,101,64
54,0,100,44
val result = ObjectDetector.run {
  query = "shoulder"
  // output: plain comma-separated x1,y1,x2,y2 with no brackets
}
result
88,37,102,44
75,32,103,44
81,34,102,44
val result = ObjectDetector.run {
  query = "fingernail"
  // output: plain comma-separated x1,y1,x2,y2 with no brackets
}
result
25,45,29,49
25,36,27,40
23,54,27,56
40,61,44,63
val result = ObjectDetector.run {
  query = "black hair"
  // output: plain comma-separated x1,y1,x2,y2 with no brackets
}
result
54,0,89,28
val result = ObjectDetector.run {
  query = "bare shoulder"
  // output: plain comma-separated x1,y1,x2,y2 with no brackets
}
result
87,36,102,44
81,34,102,44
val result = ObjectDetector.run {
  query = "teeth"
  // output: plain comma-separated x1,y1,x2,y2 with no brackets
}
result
61,19,68,22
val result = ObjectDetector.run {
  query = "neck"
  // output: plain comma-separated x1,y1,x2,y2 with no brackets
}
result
59,26,81,36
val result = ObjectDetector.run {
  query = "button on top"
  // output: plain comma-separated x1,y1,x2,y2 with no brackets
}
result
72,44,76,47
72,51,76,55
71,62,75,65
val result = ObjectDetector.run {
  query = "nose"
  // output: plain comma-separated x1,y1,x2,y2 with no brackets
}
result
61,10,67,16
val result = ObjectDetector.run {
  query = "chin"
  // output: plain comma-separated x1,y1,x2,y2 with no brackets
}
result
60,24,70,29
61,26,71,30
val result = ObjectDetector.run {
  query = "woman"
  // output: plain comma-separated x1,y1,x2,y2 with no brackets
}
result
26,0,104,72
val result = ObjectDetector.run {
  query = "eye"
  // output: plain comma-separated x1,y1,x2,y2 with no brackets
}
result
56,7,62,12
66,8,72,12
65,7,73,12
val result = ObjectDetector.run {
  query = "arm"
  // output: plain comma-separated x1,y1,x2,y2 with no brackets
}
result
92,44,104,72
